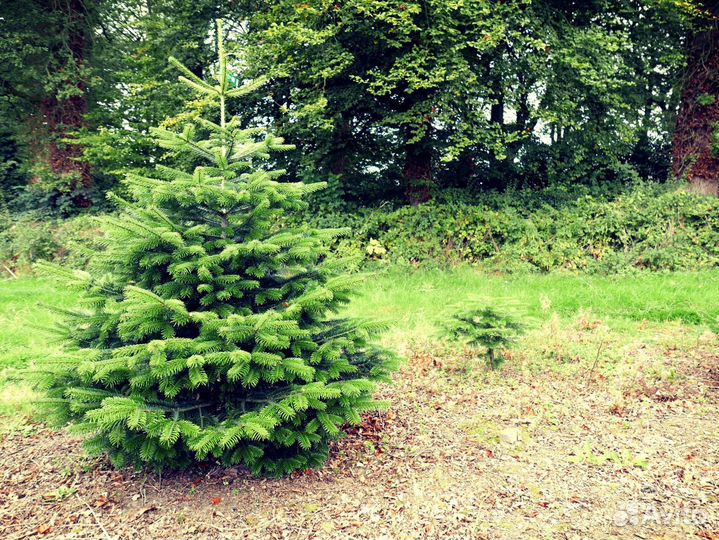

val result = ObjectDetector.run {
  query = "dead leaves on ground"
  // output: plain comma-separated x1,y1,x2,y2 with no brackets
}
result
1,325,718,539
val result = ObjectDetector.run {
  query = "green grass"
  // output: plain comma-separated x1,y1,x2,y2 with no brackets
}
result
0,278,80,422
347,267,719,338
1,268,717,372
0,278,77,371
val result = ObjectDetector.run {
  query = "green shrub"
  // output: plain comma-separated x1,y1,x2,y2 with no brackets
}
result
7,182,718,275
0,215,59,270
296,182,719,273
53,215,104,269
0,213,102,272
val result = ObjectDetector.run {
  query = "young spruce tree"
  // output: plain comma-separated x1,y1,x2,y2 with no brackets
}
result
28,21,397,476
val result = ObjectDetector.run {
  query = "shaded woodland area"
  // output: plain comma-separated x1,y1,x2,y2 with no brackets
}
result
1,0,719,213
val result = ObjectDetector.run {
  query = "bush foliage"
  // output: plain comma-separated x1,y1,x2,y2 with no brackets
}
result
0,213,101,272
4,182,718,276
301,182,719,273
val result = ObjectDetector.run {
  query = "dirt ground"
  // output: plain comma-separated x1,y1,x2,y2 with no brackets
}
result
1,324,718,540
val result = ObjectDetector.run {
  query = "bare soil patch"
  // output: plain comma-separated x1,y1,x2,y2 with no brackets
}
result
2,330,718,539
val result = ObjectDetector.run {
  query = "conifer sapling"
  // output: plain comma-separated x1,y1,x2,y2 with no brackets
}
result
445,307,524,370
27,20,398,476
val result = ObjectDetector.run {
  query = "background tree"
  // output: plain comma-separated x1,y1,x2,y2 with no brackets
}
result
0,0,703,214
672,1,719,194
243,0,690,205
245,0,525,204
0,0,99,211
0,0,250,213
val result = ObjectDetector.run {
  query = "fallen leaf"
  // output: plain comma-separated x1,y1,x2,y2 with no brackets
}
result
132,505,158,520
36,525,52,535
211,497,221,505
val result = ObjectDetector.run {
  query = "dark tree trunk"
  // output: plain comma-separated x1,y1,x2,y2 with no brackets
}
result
672,5,719,195
486,79,509,190
41,91,92,200
403,131,433,205
459,151,477,188
328,114,351,177
399,85,434,205
34,0,92,207
515,88,531,134
490,88,504,126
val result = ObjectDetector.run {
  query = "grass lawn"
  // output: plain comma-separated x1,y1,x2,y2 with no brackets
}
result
347,267,719,342
1,269,718,539
0,278,77,371
2,268,717,371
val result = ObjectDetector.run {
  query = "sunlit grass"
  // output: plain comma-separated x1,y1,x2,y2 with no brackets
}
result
0,278,76,371
2,269,717,371
346,267,719,342
0,269,717,424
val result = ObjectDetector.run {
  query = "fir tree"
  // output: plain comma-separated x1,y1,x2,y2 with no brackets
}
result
26,20,398,476
444,308,524,370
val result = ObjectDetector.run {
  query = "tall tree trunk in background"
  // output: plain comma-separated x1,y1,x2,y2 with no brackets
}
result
486,77,507,190
316,112,351,201
328,115,350,176
35,0,92,207
403,126,433,205
672,5,719,195
490,89,504,127
399,84,434,205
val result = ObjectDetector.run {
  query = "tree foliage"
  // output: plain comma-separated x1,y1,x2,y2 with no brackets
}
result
0,0,247,212
0,0,709,210
242,0,691,203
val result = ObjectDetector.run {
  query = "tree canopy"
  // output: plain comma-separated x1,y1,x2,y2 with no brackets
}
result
0,0,715,211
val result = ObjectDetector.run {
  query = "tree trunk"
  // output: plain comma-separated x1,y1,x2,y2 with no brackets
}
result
672,5,719,195
33,0,92,207
515,87,531,135
328,114,351,177
490,87,504,127
41,92,92,204
486,80,509,190
403,131,433,205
